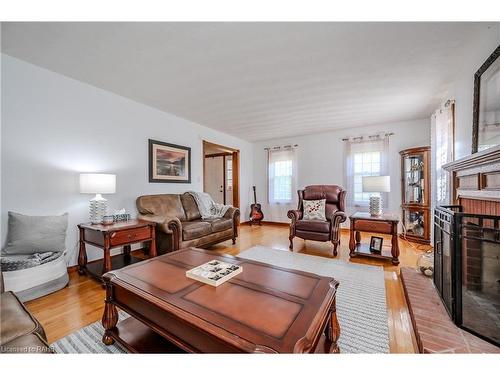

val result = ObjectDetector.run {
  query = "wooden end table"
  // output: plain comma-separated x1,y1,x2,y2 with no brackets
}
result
348,212,400,265
78,220,157,281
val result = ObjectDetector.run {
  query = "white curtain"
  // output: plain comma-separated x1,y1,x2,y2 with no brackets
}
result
344,135,390,208
431,101,454,208
268,146,297,205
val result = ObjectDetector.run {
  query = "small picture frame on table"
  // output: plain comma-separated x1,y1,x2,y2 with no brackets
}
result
369,236,383,253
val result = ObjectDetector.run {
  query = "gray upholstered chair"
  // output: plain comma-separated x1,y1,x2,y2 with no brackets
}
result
1,212,69,302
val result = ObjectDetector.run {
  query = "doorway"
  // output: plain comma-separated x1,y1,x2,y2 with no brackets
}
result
202,140,240,207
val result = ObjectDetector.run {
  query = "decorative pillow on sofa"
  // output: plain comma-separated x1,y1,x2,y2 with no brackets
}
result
3,211,68,255
302,199,326,221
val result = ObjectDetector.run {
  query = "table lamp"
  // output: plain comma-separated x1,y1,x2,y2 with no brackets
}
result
362,176,390,216
80,173,116,224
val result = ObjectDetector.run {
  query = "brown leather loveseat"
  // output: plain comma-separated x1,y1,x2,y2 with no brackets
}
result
137,193,240,254
287,185,347,256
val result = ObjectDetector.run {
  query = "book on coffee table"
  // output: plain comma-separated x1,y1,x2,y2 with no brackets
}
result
186,260,243,287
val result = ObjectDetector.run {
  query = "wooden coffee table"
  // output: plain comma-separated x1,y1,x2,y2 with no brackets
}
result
101,248,340,353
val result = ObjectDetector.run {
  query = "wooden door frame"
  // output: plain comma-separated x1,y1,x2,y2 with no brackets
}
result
202,140,240,208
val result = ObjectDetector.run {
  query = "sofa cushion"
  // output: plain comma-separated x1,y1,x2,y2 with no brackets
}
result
295,230,331,241
3,212,68,255
0,291,40,345
136,194,187,221
295,219,330,233
180,193,202,221
207,218,233,233
182,221,212,241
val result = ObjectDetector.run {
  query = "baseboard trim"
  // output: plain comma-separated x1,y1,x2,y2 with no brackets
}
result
67,249,147,273
240,221,352,231
67,265,79,273
240,220,289,227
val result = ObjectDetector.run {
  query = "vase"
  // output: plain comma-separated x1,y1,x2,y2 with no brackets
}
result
417,250,434,277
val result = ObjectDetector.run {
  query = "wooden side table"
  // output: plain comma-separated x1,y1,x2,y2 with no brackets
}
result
348,212,400,265
78,220,157,281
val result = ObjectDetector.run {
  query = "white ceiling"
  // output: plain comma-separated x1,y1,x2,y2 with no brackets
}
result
1,22,492,141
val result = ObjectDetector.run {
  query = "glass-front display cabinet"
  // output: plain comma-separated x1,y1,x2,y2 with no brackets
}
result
400,146,431,244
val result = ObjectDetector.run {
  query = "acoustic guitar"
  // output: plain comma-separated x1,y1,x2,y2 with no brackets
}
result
250,186,264,225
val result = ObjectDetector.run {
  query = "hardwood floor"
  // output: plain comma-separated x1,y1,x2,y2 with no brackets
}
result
25,223,432,353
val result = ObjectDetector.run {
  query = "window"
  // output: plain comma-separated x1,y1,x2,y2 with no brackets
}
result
226,158,233,189
268,147,297,204
353,151,381,203
345,136,389,207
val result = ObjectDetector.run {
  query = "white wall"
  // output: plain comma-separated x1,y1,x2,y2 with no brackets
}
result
449,25,500,159
1,54,254,265
253,119,431,225
0,27,3,242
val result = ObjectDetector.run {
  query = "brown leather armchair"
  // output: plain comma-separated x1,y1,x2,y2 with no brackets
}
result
287,185,347,256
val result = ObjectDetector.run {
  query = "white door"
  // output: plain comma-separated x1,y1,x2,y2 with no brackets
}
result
204,156,224,204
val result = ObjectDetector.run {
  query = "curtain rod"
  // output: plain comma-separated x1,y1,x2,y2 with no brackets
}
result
264,144,298,150
444,99,455,108
433,99,456,116
341,132,394,142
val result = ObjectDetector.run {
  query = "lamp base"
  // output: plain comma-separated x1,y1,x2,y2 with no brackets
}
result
369,195,383,216
89,194,108,224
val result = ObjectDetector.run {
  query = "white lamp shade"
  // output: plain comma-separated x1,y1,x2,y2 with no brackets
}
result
362,176,390,193
79,173,116,194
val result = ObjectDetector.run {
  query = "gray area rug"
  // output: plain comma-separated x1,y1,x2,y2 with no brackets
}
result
238,246,389,353
51,311,129,353
53,246,389,353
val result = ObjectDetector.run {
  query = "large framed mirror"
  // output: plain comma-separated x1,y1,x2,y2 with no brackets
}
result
472,44,500,153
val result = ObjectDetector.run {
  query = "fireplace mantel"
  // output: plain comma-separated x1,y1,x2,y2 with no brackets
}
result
443,144,500,202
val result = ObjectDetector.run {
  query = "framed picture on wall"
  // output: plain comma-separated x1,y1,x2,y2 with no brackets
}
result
149,139,191,183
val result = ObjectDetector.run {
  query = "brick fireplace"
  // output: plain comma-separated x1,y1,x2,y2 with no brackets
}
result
401,145,500,353
460,199,500,296
433,205,499,346
440,147,500,347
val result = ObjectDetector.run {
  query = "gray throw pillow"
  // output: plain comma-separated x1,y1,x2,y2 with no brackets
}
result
3,211,68,255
